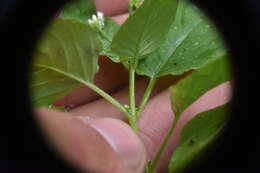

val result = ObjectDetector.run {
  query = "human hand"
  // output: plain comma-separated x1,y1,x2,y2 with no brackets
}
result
35,0,232,172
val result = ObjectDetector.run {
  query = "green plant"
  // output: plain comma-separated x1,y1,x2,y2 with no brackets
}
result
30,0,233,172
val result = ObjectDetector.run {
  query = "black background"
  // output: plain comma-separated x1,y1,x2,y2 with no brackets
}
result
1,0,257,172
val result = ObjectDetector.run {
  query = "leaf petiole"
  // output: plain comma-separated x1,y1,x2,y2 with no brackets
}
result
146,116,179,173
34,64,130,118
85,82,131,118
137,77,158,119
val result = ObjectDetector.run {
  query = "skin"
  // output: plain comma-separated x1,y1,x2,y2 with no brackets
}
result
35,0,233,173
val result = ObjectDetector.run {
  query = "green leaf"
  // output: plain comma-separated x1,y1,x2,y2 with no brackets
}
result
170,57,232,118
136,0,226,77
168,103,231,173
31,18,100,107
98,18,121,62
60,0,96,22
111,0,179,66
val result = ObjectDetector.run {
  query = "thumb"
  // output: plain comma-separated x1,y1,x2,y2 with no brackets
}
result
35,109,147,173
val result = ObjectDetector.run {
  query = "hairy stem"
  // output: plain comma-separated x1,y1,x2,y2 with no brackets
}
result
146,117,179,173
137,77,158,119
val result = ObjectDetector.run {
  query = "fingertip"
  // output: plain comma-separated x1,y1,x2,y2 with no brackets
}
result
111,13,129,24
94,0,129,16
35,109,147,173
81,117,147,173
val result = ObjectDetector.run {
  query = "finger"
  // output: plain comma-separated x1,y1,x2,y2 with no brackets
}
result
94,0,130,16
35,108,147,173
111,13,129,24
68,74,231,172
54,57,128,108
138,81,232,172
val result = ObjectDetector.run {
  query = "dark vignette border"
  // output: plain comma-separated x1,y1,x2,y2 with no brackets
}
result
1,0,257,172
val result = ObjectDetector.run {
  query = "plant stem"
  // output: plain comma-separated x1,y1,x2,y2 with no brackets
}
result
147,117,179,173
129,116,138,132
129,67,136,116
128,62,140,131
137,77,158,119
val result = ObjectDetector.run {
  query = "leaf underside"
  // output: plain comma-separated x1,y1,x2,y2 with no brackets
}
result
31,18,100,107
170,57,232,118
30,64,81,107
167,55,232,172
168,103,231,173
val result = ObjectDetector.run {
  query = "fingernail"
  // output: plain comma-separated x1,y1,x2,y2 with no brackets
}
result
79,117,147,173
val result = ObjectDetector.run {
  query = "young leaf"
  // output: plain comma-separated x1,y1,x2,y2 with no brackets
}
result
111,0,179,65
136,0,226,77
170,57,232,118
60,0,96,22
168,103,231,173
98,18,121,62
31,18,100,107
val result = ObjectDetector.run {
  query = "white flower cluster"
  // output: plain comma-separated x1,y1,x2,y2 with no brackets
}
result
88,11,105,29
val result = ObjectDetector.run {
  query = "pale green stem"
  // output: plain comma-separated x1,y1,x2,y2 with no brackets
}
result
129,67,136,116
129,116,138,132
137,77,158,119
128,64,140,131
146,117,179,173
